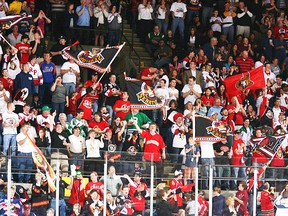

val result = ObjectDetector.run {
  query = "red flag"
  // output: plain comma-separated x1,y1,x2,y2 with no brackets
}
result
224,66,265,96
181,183,195,192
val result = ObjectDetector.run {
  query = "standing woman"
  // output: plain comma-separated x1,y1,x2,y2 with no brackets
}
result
260,182,275,216
155,0,169,35
64,2,78,44
94,0,109,46
137,0,153,43
50,75,69,122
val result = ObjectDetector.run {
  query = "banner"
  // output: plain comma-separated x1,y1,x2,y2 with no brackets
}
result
27,137,56,192
125,76,162,110
251,135,287,160
224,66,265,96
62,41,125,73
194,115,232,143
0,14,32,30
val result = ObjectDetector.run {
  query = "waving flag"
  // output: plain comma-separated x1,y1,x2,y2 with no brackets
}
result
224,66,265,96
125,75,162,110
62,41,125,73
0,14,32,31
27,136,56,192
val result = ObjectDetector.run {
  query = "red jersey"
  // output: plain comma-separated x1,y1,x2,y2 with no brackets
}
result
68,179,86,207
231,139,245,166
170,178,183,207
113,99,131,120
227,104,244,125
78,96,93,121
141,130,165,162
201,95,214,107
260,190,274,216
140,68,154,86
0,77,13,94
235,190,248,214
198,196,209,216
270,150,285,167
88,120,110,131
235,56,254,74
84,80,103,102
85,181,104,199
129,182,148,211
15,42,30,64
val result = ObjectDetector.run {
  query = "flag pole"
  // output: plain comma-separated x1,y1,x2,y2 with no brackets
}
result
7,157,11,216
192,110,198,216
0,34,14,48
56,160,60,216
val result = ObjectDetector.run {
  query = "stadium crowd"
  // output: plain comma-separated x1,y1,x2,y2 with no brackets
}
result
0,0,287,215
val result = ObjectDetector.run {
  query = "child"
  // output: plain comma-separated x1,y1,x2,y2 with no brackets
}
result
184,135,200,185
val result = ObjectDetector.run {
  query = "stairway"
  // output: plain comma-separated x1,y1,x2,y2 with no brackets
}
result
121,19,153,71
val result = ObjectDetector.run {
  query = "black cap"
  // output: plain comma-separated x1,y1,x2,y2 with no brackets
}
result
58,36,67,40
234,129,241,134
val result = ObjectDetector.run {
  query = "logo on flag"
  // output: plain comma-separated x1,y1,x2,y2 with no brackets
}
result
125,75,162,110
235,72,254,90
77,49,104,64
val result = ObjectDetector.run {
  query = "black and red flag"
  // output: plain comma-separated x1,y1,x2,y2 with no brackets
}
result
223,66,265,96
124,75,162,110
62,41,125,73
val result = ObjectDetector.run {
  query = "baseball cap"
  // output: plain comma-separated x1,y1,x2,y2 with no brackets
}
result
42,105,51,111
58,35,67,40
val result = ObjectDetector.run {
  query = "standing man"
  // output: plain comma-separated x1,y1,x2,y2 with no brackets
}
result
2,102,19,156
60,58,80,95
16,123,34,183
128,172,149,215
14,63,35,104
76,0,93,44
236,1,253,37
50,36,68,76
170,170,184,208
133,121,166,181
103,73,121,119
170,0,187,41
39,52,56,105
182,76,202,105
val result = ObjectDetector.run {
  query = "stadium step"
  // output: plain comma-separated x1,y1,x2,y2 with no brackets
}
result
121,18,153,71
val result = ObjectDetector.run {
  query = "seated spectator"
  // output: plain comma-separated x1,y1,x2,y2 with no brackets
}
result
153,39,173,69
145,25,164,56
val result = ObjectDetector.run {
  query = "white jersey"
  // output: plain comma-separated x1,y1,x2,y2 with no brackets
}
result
61,61,80,84
28,62,43,85
4,54,21,80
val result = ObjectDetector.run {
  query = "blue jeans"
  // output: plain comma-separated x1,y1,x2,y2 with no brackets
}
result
171,17,185,39
69,153,84,168
63,83,76,95
201,7,213,29
108,30,121,46
50,198,66,216
231,166,246,189
154,57,171,69
52,102,65,121
106,105,113,125
92,101,99,114
156,19,168,35
222,25,234,42
3,134,17,156
40,82,53,105
201,158,216,189
34,85,39,94
186,10,199,25
18,152,33,183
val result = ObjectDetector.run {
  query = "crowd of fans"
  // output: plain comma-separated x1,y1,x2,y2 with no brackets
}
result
0,0,287,215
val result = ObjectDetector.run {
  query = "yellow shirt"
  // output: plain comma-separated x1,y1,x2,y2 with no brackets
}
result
9,1,22,14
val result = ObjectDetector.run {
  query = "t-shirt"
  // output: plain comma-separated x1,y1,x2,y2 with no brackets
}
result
16,132,33,153
15,42,30,64
68,134,85,154
61,61,80,84
0,91,10,113
141,130,165,162
51,85,67,103
182,84,202,105
2,111,18,135
213,141,231,165
231,139,245,166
